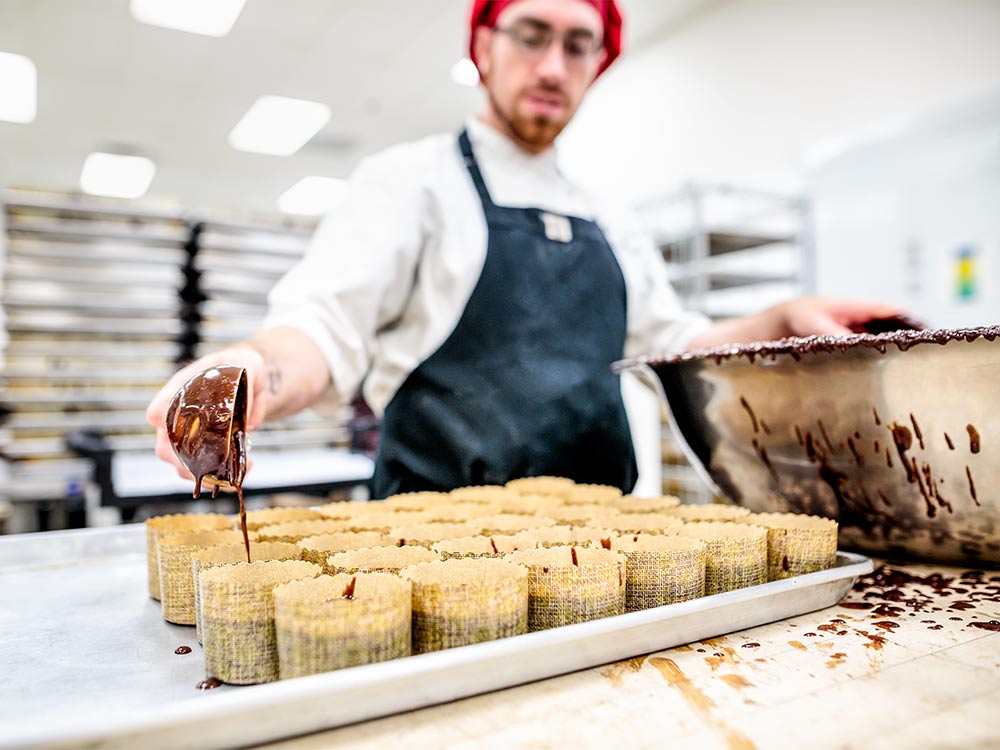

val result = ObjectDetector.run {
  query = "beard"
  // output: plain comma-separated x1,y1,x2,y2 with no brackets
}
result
487,87,570,151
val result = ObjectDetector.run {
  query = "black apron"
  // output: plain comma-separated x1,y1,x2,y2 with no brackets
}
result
372,129,636,497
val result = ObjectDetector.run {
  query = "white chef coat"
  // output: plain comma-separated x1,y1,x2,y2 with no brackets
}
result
265,117,709,417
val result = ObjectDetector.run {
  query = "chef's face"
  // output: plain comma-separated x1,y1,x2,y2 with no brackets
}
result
475,0,606,152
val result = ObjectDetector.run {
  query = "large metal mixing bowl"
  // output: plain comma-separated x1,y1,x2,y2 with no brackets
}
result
617,327,1000,564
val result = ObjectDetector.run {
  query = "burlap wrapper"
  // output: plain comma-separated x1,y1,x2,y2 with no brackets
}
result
675,522,767,594
745,512,838,580
255,519,350,543
145,513,232,600
538,504,623,526
242,507,323,532
158,529,255,625
274,573,412,679
389,522,479,549
200,560,321,685
605,513,685,536
431,535,520,560
449,485,516,503
381,492,453,510
421,503,501,522
608,535,707,611
486,493,565,515
192,541,301,643
505,547,626,631
504,476,576,497
327,545,440,575
666,504,753,523
332,510,433,533
314,501,371,520
401,558,529,653
560,484,623,505
611,495,682,513
509,526,614,549
297,531,392,571
477,513,557,536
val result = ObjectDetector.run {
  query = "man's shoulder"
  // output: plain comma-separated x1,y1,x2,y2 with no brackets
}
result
352,131,461,186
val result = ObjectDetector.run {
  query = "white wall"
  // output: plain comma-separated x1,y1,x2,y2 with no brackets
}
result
560,0,1000,202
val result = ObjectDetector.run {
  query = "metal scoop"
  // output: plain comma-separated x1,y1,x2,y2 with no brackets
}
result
165,365,249,499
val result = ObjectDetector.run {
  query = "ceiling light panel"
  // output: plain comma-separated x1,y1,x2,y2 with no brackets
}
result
79,152,157,199
130,0,247,37
229,96,332,156
0,52,37,123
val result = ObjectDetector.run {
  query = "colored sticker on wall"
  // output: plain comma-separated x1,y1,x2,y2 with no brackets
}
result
955,245,977,301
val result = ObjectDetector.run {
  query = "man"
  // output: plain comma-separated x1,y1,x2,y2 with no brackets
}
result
146,0,902,496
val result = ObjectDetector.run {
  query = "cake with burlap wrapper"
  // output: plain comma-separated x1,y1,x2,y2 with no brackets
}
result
255,519,350,543
477,513,558,536
331,510,433,533
560,483,623,505
192,541,301,643
666,504,752,523
505,546,626,631
389,522,479,549
744,512,838,580
401,558,529,653
431,535,520,560
508,525,614,549
420,503,501,522
381,491,453,510
327,545,440,575
297,531,393,571
539,503,623,527
606,534,707,611
200,560,321,685
449,485,516,503
485,493,565,515
504,476,576,497
274,573,412,678
145,513,232,600
241,506,324,531
675,522,767,594
605,512,684,536
611,495,682,513
158,529,257,625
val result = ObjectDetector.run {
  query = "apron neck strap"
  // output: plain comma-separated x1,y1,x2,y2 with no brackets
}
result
458,129,497,211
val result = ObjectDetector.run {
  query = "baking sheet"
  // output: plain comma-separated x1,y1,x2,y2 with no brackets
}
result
0,524,872,750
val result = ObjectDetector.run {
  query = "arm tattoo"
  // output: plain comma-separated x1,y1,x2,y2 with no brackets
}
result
266,363,283,397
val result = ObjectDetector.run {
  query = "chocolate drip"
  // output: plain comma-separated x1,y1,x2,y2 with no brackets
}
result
967,424,981,454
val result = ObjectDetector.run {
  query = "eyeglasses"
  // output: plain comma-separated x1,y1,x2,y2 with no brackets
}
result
493,19,603,65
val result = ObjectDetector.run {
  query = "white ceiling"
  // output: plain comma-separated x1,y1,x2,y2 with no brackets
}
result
0,0,710,216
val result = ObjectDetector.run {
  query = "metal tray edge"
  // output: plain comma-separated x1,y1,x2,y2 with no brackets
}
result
5,552,874,750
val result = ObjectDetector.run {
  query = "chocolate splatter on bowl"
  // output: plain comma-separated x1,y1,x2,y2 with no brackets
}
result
616,325,1000,564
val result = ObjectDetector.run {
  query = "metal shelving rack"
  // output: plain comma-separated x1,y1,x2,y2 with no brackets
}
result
0,190,187,526
0,191,359,531
638,183,814,503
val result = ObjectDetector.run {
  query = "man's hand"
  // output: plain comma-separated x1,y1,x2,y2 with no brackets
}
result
686,297,914,351
145,344,269,481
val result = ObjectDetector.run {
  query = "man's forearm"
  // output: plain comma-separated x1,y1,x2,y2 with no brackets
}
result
236,327,333,422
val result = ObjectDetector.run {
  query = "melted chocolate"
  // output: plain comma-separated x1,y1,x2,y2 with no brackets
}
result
741,642,760,649
165,365,251,562
967,424,981,454
175,645,192,655
966,466,980,506
944,433,955,450
739,396,759,434
196,678,222,690
341,576,357,600
969,620,1000,631
571,547,579,566
644,325,1000,366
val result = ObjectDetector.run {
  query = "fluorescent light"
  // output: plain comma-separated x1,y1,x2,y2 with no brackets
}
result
130,0,247,37
0,52,37,123
451,58,480,87
79,153,156,199
229,96,331,156
278,177,347,216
